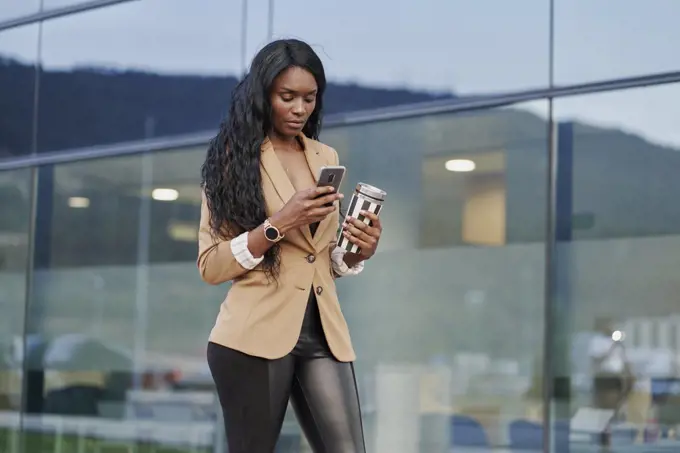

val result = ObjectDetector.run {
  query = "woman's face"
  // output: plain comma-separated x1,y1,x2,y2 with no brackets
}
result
269,66,318,138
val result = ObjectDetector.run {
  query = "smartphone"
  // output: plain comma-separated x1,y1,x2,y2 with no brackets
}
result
316,165,346,206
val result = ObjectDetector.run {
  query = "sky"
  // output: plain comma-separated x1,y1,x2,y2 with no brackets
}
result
1,0,680,147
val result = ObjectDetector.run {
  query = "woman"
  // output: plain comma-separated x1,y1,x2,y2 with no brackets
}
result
198,39,382,453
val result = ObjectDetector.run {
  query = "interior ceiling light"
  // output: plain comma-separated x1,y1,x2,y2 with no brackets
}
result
168,222,199,242
68,197,90,208
152,188,179,201
445,159,476,172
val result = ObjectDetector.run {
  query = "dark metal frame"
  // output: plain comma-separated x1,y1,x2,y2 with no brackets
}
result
542,0,557,450
0,0,140,33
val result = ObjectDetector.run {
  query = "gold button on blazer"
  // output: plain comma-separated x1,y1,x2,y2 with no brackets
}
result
197,134,356,362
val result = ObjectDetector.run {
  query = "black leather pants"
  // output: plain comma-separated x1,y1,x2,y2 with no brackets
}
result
207,341,366,453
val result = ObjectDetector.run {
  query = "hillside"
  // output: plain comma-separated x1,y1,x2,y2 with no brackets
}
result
0,57,453,156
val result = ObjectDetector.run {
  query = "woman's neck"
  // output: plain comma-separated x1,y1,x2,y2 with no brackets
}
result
269,131,301,150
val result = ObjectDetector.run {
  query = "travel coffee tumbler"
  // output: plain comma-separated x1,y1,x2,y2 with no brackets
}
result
337,182,387,254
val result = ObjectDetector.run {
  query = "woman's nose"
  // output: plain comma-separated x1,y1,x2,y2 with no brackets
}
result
291,99,305,115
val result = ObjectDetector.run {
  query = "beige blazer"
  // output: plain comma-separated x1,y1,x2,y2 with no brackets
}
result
197,134,356,362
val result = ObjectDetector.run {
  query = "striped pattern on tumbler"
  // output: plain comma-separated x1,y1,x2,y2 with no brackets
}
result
337,193,383,254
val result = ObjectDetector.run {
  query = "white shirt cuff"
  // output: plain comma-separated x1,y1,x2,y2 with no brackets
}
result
331,245,364,277
230,231,264,270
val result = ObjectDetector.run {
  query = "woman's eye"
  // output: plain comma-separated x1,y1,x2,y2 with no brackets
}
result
281,96,294,102
304,97,315,103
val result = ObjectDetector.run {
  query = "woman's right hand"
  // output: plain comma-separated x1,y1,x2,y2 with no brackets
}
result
270,186,343,234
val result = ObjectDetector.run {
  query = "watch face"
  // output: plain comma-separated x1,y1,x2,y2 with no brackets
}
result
265,226,279,241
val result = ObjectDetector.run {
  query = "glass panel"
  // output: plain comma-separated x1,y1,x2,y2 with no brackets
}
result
23,100,548,451
0,1,40,22
43,0,103,9
323,101,548,451
270,0,550,110
553,83,680,451
0,168,31,451
37,0,242,152
25,149,221,452
554,1,680,85
0,25,40,159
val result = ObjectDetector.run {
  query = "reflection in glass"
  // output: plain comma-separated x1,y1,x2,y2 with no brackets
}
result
0,25,40,159
552,83,680,450
554,1,680,85
36,0,242,152
12,100,550,451
273,0,550,104
25,149,220,451
321,102,548,450
0,1,40,22
1,0,680,450
0,169,31,449
42,0,99,10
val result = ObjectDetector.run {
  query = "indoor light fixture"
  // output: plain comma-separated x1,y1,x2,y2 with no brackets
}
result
445,159,476,172
68,196,90,208
612,330,624,342
168,222,199,242
152,188,179,201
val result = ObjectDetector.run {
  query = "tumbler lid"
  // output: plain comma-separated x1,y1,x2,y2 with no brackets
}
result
355,183,386,202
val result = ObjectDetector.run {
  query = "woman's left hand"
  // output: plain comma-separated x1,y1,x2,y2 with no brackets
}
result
341,210,382,260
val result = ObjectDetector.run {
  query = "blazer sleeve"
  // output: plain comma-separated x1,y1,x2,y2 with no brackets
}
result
197,190,252,285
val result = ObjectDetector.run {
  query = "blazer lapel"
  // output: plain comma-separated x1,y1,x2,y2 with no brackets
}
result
301,135,334,249
260,137,318,248
260,138,296,204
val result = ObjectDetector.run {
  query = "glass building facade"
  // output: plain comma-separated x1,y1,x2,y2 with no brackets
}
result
1,1,680,452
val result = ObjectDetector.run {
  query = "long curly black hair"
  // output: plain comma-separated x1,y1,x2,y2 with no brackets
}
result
200,39,327,281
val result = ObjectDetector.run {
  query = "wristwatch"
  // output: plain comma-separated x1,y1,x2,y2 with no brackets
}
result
263,218,284,243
